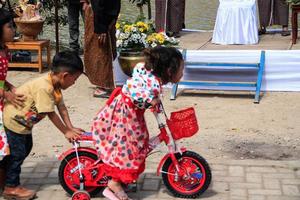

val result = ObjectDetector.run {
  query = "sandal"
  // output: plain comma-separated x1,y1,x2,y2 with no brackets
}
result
93,88,110,98
115,190,133,200
102,187,120,200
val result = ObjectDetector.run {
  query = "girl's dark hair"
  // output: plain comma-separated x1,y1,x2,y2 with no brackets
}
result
143,46,183,84
52,51,84,74
0,8,12,47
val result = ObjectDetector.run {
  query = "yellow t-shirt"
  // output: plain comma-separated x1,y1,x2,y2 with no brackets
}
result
3,74,64,134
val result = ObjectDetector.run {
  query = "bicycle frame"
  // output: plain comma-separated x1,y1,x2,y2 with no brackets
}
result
58,103,188,187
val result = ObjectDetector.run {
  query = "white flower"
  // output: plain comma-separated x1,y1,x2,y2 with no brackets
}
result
132,34,139,39
132,27,138,32
116,30,121,37
119,33,126,40
151,43,157,48
141,33,147,39
116,40,122,48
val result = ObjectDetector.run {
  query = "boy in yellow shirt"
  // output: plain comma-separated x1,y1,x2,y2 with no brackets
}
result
0,51,84,200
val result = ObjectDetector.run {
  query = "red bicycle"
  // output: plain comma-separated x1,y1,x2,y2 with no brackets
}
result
58,104,211,200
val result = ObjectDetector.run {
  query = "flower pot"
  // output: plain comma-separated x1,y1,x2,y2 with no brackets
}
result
14,18,44,41
118,51,145,76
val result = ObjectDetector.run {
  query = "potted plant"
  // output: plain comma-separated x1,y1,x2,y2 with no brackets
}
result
13,0,45,41
116,19,179,76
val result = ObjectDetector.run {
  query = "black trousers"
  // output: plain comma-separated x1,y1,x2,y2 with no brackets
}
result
68,2,84,52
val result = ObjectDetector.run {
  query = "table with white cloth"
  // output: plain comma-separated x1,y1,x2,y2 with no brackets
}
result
212,0,259,45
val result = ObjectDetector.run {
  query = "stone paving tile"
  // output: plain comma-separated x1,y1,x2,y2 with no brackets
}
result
34,166,52,173
22,161,37,168
230,182,262,189
212,181,230,193
35,191,55,199
144,173,161,180
21,172,48,179
39,184,64,191
282,185,300,196
48,168,59,178
230,188,247,197
282,179,300,185
213,176,245,183
22,167,35,173
263,173,295,179
246,173,263,183
246,167,277,173
248,189,282,196
213,170,228,176
248,195,266,200
266,196,300,200
142,179,161,191
211,164,229,171
229,166,245,177
263,178,281,190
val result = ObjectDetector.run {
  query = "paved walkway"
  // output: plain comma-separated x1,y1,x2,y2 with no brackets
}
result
0,158,299,200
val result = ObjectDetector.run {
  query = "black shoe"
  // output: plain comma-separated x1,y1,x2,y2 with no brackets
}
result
281,31,291,37
78,48,84,55
259,27,266,35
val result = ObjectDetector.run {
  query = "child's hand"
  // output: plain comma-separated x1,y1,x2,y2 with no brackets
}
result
65,129,81,142
150,98,161,107
4,91,26,108
10,86,17,93
71,127,85,135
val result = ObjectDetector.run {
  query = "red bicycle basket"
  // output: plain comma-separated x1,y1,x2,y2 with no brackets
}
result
167,107,199,140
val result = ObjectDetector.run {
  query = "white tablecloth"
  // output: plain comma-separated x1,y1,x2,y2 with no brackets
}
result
212,0,259,45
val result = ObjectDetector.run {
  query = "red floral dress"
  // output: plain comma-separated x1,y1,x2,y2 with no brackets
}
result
0,49,10,160
92,63,161,183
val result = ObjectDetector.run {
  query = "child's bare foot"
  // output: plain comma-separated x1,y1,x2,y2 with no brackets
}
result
107,180,132,200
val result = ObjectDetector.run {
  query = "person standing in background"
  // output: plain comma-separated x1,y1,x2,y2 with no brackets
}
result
67,0,89,55
257,0,290,36
84,0,121,98
155,0,186,38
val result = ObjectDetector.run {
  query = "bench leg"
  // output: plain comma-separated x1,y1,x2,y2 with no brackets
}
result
170,83,179,100
47,45,51,69
292,10,298,44
38,47,42,73
254,51,265,104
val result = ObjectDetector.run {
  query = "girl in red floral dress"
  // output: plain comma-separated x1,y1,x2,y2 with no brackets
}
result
92,46,184,200
0,8,26,181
